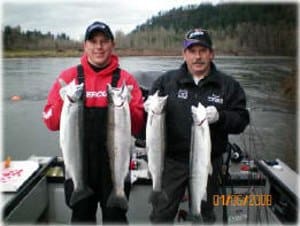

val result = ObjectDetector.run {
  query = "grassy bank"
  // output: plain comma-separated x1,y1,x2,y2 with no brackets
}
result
3,48,278,58
3,49,182,58
4,50,82,58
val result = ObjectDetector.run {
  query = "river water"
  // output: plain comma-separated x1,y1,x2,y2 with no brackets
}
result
3,56,297,171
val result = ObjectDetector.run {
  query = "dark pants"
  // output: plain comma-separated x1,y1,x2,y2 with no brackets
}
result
150,156,222,223
64,107,131,224
64,178,130,224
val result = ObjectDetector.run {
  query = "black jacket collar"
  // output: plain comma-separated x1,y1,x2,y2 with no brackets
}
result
177,62,222,87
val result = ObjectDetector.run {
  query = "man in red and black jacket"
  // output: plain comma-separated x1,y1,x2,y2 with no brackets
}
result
43,21,144,224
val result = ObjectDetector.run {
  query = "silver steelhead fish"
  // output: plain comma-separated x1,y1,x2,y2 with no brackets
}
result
144,91,168,205
189,102,212,218
106,83,132,210
59,79,93,207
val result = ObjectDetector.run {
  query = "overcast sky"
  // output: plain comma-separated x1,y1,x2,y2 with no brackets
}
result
2,0,224,41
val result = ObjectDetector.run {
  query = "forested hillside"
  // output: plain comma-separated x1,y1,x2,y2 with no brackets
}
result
116,3,297,56
3,25,81,54
3,3,297,56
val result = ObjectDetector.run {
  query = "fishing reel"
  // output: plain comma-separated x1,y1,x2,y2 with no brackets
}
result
227,143,244,163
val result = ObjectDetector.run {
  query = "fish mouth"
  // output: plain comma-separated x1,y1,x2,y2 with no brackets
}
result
113,102,125,108
151,110,162,115
196,118,207,126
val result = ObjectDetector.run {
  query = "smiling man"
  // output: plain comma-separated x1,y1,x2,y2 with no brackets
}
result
149,28,250,224
43,21,144,224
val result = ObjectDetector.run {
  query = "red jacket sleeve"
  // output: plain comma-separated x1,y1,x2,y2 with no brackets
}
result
125,73,145,136
42,68,76,131
42,78,63,131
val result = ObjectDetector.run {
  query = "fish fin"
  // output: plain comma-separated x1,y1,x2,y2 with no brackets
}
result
187,213,202,223
148,190,169,205
130,137,135,154
209,163,213,175
147,170,152,178
202,191,208,201
106,192,128,210
69,187,94,207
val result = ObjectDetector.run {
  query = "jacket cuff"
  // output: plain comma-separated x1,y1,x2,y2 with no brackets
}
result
215,110,225,126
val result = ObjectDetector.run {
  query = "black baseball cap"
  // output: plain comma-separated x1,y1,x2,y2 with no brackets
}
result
183,28,212,50
85,21,114,41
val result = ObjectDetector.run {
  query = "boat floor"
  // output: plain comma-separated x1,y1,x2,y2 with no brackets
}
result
116,185,274,225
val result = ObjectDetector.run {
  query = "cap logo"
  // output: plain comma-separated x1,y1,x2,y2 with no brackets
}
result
189,31,204,39
88,23,106,32
183,28,212,50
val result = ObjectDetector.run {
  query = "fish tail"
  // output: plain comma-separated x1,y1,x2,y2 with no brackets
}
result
69,187,94,207
209,163,213,175
106,192,128,210
148,190,169,205
187,213,202,224
202,191,208,201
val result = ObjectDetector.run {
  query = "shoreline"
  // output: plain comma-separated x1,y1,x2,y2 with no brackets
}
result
3,49,296,58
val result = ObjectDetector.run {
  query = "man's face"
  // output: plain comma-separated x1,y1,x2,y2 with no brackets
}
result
84,32,115,67
183,44,214,77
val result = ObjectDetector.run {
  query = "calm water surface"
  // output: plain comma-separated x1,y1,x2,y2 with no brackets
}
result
3,56,297,171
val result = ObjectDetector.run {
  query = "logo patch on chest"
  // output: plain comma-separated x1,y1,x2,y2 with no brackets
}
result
208,93,223,104
86,90,107,98
177,89,188,99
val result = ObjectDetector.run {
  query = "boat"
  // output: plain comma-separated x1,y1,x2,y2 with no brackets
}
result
1,71,298,225
2,146,298,225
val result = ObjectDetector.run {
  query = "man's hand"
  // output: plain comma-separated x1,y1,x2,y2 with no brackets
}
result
59,79,83,102
206,106,219,124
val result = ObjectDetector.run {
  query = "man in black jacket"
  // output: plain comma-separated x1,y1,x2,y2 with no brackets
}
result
149,28,249,223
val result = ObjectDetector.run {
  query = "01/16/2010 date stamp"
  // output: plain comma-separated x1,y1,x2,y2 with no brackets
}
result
213,194,272,207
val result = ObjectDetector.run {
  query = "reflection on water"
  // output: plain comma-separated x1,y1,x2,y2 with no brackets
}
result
3,56,297,171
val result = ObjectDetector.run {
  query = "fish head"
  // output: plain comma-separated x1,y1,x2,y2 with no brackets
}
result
144,91,168,114
191,102,207,125
144,96,152,112
107,82,131,107
68,80,84,102
73,83,84,101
